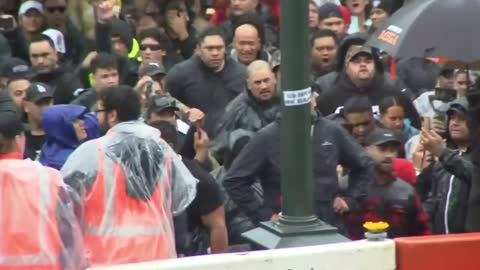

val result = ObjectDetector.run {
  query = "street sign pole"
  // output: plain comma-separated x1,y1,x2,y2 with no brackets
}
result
242,0,349,249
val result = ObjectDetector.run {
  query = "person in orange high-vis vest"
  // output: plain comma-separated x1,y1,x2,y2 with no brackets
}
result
0,112,86,270
61,85,197,266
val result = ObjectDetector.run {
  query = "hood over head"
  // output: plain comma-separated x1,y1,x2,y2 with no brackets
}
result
42,104,88,148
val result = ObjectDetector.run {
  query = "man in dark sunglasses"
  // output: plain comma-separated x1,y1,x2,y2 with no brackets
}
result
44,0,88,66
137,28,170,68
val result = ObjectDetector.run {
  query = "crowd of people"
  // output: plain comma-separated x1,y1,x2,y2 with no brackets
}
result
0,0,479,269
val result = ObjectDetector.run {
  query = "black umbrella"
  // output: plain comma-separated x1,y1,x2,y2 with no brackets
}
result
367,0,480,62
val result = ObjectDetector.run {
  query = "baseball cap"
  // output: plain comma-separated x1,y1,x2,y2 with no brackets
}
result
25,83,54,104
18,1,45,16
345,45,374,64
148,95,179,113
0,112,24,139
42,29,66,54
139,61,167,78
365,128,401,146
1,57,35,81
318,3,343,20
447,97,469,117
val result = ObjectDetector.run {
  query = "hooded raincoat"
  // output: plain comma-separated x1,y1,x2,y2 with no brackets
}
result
40,104,100,170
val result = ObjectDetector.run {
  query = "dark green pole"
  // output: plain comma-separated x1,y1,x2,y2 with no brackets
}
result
278,0,316,224
241,0,349,249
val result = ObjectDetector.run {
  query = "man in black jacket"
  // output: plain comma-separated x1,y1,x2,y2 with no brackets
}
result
418,98,473,234
29,34,83,104
316,34,420,129
212,60,280,165
165,27,247,138
223,107,374,234
466,86,480,232
71,52,120,111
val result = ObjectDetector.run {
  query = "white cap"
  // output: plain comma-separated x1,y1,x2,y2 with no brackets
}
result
42,29,66,54
18,1,45,16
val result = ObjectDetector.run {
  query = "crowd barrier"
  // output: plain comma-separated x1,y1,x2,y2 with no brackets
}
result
90,233,480,270
91,240,396,270
395,233,480,270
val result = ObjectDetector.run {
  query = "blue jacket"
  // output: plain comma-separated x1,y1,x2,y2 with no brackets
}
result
40,105,101,170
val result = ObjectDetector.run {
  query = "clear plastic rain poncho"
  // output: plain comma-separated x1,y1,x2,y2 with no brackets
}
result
0,157,87,270
61,121,197,266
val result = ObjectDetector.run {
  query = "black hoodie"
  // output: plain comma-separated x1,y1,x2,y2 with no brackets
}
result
315,33,421,129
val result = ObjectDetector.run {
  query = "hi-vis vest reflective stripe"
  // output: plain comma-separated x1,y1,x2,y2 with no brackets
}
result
128,38,140,59
0,168,61,270
83,139,176,265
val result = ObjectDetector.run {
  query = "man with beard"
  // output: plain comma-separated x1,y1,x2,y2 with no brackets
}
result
29,34,83,104
61,85,197,264
316,35,420,129
347,128,431,239
166,27,247,138
311,29,338,82
223,99,373,234
212,60,280,166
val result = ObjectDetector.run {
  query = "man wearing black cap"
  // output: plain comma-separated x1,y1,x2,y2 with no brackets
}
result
318,2,347,40
4,58,35,116
137,61,194,117
136,61,168,98
145,95,209,165
23,82,54,160
316,41,420,129
347,128,431,239
417,98,473,234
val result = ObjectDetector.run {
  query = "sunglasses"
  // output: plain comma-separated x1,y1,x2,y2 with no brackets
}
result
46,6,66,13
140,44,163,51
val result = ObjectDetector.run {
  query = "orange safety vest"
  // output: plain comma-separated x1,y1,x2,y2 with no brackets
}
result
83,140,176,266
0,156,62,270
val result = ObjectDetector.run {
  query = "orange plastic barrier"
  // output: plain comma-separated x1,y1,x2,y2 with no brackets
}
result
395,233,480,270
